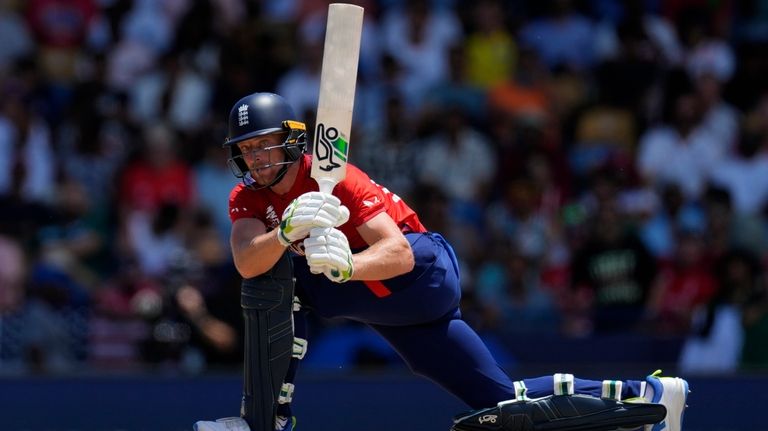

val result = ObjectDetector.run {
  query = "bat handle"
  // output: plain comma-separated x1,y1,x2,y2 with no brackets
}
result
316,178,337,195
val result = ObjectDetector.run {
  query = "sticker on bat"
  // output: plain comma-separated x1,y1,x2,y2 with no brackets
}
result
314,123,348,172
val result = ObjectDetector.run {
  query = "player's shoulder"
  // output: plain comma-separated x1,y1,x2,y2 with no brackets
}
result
300,153,313,169
229,182,245,196
228,182,253,203
346,162,372,182
333,162,374,193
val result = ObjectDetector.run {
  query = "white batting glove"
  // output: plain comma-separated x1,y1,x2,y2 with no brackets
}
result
277,192,350,246
304,227,354,283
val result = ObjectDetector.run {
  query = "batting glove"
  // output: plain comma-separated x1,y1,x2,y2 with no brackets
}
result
277,192,350,247
304,227,354,283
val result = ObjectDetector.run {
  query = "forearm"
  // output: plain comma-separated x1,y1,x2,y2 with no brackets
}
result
351,237,414,281
232,230,288,278
192,314,238,352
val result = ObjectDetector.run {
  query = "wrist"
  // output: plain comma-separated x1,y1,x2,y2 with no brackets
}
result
276,228,292,247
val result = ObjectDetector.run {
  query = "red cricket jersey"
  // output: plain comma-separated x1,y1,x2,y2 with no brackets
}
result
228,154,425,249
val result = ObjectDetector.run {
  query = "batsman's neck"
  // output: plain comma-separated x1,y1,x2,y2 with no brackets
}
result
269,162,300,195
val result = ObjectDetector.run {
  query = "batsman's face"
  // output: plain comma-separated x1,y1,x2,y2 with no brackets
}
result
238,133,287,185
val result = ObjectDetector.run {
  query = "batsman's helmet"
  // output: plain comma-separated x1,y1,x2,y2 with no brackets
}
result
223,92,307,181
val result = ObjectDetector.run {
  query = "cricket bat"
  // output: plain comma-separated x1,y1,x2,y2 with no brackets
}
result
311,3,364,195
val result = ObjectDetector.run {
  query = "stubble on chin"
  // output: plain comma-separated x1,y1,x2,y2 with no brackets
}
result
251,167,275,186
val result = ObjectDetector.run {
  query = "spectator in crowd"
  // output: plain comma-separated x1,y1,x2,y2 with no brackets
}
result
741,268,768,370
418,105,496,206
678,248,760,374
88,259,159,370
636,72,727,201
692,70,739,153
117,122,194,214
474,240,559,332
379,0,463,111
485,177,553,268
569,201,657,334
174,209,243,369
677,6,736,90
463,0,517,90
25,0,98,84
130,51,213,134
646,228,719,335
417,105,496,267
0,82,55,205
0,2,34,73
0,234,88,374
274,15,324,125
194,142,240,243
59,54,133,209
0,234,30,373
518,0,597,72
422,43,487,126
709,129,768,217
37,177,110,286
354,95,420,200
637,183,706,261
594,0,684,68
487,44,551,131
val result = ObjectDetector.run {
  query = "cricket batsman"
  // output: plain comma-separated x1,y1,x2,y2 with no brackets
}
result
193,93,690,431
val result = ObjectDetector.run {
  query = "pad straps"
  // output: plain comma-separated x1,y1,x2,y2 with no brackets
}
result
553,373,575,396
278,383,295,404
513,381,530,401
601,380,623,401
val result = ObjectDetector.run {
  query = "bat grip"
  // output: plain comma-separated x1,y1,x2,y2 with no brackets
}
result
316,178,337,195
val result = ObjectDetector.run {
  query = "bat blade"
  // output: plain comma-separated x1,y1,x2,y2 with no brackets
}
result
311,3,364,194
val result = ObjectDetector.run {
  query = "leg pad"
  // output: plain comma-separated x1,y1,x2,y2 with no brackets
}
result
452,395,667,431
241,252,295,431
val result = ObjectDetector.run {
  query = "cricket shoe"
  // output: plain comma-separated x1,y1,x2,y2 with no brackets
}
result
642,370,690,431
275,415,296,431
193,417,250,431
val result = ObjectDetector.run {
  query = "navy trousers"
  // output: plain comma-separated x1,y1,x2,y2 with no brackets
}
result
291,232,643,409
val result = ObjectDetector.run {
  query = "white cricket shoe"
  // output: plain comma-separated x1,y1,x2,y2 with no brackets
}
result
193,417,251,431
275,415,296,431
643,370,690,431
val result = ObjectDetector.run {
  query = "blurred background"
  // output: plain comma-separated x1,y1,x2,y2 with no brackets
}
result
1,0,767,429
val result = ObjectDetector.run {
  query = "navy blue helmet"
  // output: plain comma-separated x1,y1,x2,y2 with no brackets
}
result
223,92,307,182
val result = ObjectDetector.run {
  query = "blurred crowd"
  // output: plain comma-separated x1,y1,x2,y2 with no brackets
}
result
1,0,768,377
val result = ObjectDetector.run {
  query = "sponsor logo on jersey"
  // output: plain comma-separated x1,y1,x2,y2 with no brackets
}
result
265,205,279,229
362,196,380,207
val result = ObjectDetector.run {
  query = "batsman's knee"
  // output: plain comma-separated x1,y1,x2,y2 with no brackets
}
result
241,252,295,312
